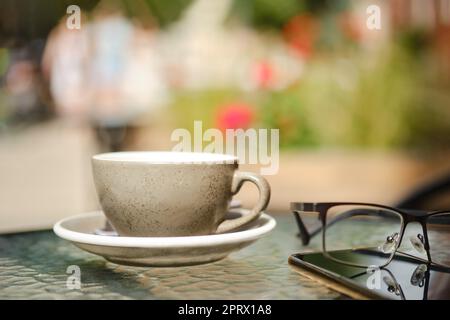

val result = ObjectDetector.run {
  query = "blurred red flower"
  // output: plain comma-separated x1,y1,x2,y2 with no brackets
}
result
216,102,254,131
283,14,319,59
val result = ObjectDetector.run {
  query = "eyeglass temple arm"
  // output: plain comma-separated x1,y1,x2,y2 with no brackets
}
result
293,211,318,245
293,206,398,246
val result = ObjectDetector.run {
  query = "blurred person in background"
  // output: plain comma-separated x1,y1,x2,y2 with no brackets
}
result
42,3,168,151
3,40,49,126
42,15,90,120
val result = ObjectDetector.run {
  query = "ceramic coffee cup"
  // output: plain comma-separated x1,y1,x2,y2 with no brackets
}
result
92,152,270,237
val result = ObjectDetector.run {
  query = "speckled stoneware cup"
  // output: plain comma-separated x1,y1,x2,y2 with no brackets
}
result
92,152,270,237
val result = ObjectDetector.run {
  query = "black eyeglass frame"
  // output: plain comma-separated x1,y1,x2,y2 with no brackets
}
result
291,202,450,269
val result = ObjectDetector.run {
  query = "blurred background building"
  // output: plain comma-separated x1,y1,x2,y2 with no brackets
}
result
0,0,449,232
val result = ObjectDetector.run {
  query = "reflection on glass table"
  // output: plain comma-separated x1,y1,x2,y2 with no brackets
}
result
0,214,342,300
293,249,450,300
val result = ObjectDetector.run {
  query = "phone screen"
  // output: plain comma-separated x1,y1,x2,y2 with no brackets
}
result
290,250,450,300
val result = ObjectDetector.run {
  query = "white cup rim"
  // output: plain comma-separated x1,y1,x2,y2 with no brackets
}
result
92,151,238,164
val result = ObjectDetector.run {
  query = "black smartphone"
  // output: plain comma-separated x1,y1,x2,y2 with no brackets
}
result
289,249,450,300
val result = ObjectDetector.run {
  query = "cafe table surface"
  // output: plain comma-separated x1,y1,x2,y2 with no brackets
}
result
0,213,344,299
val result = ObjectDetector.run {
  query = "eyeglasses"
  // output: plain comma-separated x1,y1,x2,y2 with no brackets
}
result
291,202,450,269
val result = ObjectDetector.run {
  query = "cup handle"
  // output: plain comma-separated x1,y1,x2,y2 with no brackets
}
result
216,171,271,233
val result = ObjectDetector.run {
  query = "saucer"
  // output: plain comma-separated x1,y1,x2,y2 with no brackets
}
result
53,209,276,267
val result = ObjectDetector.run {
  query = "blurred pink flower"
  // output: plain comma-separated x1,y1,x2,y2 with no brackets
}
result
253,60,275,89
216,102,254,131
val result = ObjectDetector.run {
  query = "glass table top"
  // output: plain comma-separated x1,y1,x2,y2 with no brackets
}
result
0,214,341,300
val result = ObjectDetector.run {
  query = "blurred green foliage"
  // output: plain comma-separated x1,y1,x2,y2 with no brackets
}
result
0,49,9,125
169,0,450,150
229,0,350,30
0,0,99,44
143,0,193,27
0,0,191,44
262,45,449,149
171,89,241,130
0,48,8,75
170,44,450,150
229,0,304,30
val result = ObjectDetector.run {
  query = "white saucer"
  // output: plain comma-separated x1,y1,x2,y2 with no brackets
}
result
53,209,276,267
